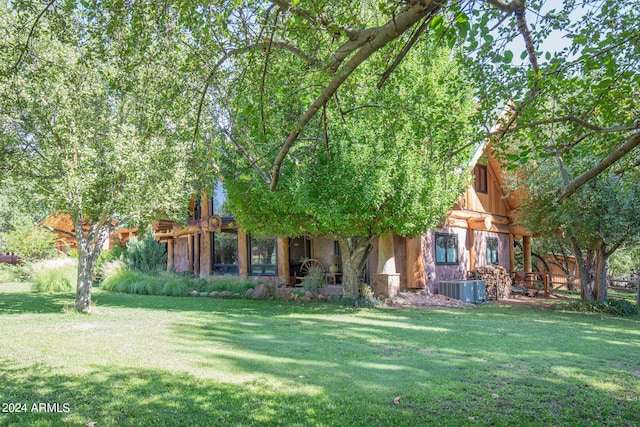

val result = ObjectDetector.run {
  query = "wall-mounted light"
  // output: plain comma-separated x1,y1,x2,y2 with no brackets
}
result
427,272,435,280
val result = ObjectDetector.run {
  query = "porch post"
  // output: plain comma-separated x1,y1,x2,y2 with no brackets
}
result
523,235,532,273
166,239,174,272
237,231,249,279
277,237,290,285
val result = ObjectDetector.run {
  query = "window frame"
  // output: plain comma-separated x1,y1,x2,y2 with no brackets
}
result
486,237,499,265
473,164,488,194
211,230,239,275
435,233,458,265
248,234,278,276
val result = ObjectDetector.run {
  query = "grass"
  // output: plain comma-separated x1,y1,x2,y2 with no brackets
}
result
0,282,639,426
99,261,257,297
30,258,78,294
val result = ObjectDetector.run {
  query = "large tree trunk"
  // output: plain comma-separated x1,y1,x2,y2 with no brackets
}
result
338,236,373,299
569,237,595,301
593,239,609,301
74,219,111,313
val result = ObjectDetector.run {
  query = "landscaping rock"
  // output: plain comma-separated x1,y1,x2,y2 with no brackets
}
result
316,293,327,302
275,285,296,301
209,291,219,297
245,288,255,297
189,290,199,296
219,291,233,297
252,284,270,299
300,294,313,302
199,292,209,297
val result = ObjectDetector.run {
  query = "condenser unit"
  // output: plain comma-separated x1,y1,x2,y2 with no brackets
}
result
438,280,486,303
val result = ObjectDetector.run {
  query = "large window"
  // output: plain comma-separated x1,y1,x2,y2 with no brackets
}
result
212,230,238,275
486,237,499,265
435,233,458,265
210,181,233,217
249,235,278,276
473,164,488,194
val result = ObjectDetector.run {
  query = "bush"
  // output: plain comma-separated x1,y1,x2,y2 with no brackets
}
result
121,228,166,275
203,276,257,294
339,284,383,308
552,298,638,316
30,257,77,293
101,261,196,297
3,225,57,261
301,266,325,293
0,263,29,283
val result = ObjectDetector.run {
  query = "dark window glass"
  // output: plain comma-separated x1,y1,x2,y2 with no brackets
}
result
474,164,488,194
249,235,278,276
435,233,458,265
487,237,499,265
212,231,239,275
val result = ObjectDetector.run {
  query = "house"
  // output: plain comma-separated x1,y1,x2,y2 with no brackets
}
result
154,142,537,297
38,213,135,254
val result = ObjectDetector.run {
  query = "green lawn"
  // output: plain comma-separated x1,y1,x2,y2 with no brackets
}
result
1,283,639,426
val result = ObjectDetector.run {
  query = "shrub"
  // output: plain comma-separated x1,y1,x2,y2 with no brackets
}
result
101,261,196,297
3,225,57,261
203,276,257,294
0,263,28,283
339,284,382,308
30,257,77,293
301,266,326,293
552,298,638,316
122,228,166,275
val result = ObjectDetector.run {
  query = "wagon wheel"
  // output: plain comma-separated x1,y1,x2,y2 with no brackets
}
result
299,259,325,277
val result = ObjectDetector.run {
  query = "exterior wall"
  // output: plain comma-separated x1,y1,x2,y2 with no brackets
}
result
473,230,511,274
462,163,511,217
312,237,337,271
172,237,190,273
424,227,470,293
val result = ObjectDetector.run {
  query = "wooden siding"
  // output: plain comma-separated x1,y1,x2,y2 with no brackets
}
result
462,163,511,217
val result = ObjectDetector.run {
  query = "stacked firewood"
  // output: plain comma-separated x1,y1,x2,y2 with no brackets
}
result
472,265,512,300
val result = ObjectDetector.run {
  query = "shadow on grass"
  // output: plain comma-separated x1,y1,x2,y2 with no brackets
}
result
0,361,335,427
0,292,75,315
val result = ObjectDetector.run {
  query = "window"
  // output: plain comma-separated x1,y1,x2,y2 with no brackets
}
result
435,233,458,265
473,164,488,194
210,181,233,217
248,235,278,276
211,230,238,275
487,237,499,265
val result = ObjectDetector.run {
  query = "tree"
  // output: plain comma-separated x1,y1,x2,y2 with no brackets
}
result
0,2,213,312
516,161,640,301
191,0,638,198
219,41,478,297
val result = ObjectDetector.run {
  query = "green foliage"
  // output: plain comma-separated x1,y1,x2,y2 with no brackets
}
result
100,261,258,297
552,299,638,317
121,229,167,275
301,266,325,293
101,261,193,297
2,225,57,261
30,258,77,293
609,247,640,279
339,284,382,308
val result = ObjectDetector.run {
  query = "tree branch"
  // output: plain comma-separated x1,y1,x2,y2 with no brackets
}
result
12,0,56,72
269,1,445,191
377,13,432,89
491,115,639,136
558,132,640,202
36,221,76,239
223,129,272,185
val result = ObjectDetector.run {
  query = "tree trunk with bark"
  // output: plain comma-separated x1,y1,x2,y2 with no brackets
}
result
593,239,610,301
74,219,112,313
338,236,373,299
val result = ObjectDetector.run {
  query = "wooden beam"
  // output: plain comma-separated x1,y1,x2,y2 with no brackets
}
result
448,210,510,225
469,228,476,272
166,239,174,272
237,231,248,279
523,235,532,273
201,231,211,279
509,234,515,274
405,237,425,289
277,237,290,285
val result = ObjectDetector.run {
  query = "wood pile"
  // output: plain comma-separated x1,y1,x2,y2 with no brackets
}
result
472,265,512,300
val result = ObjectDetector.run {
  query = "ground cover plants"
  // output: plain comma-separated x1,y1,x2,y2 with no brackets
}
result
0,282,638,426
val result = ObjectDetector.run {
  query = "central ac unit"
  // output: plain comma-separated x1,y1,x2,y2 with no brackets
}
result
438,280,486,303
